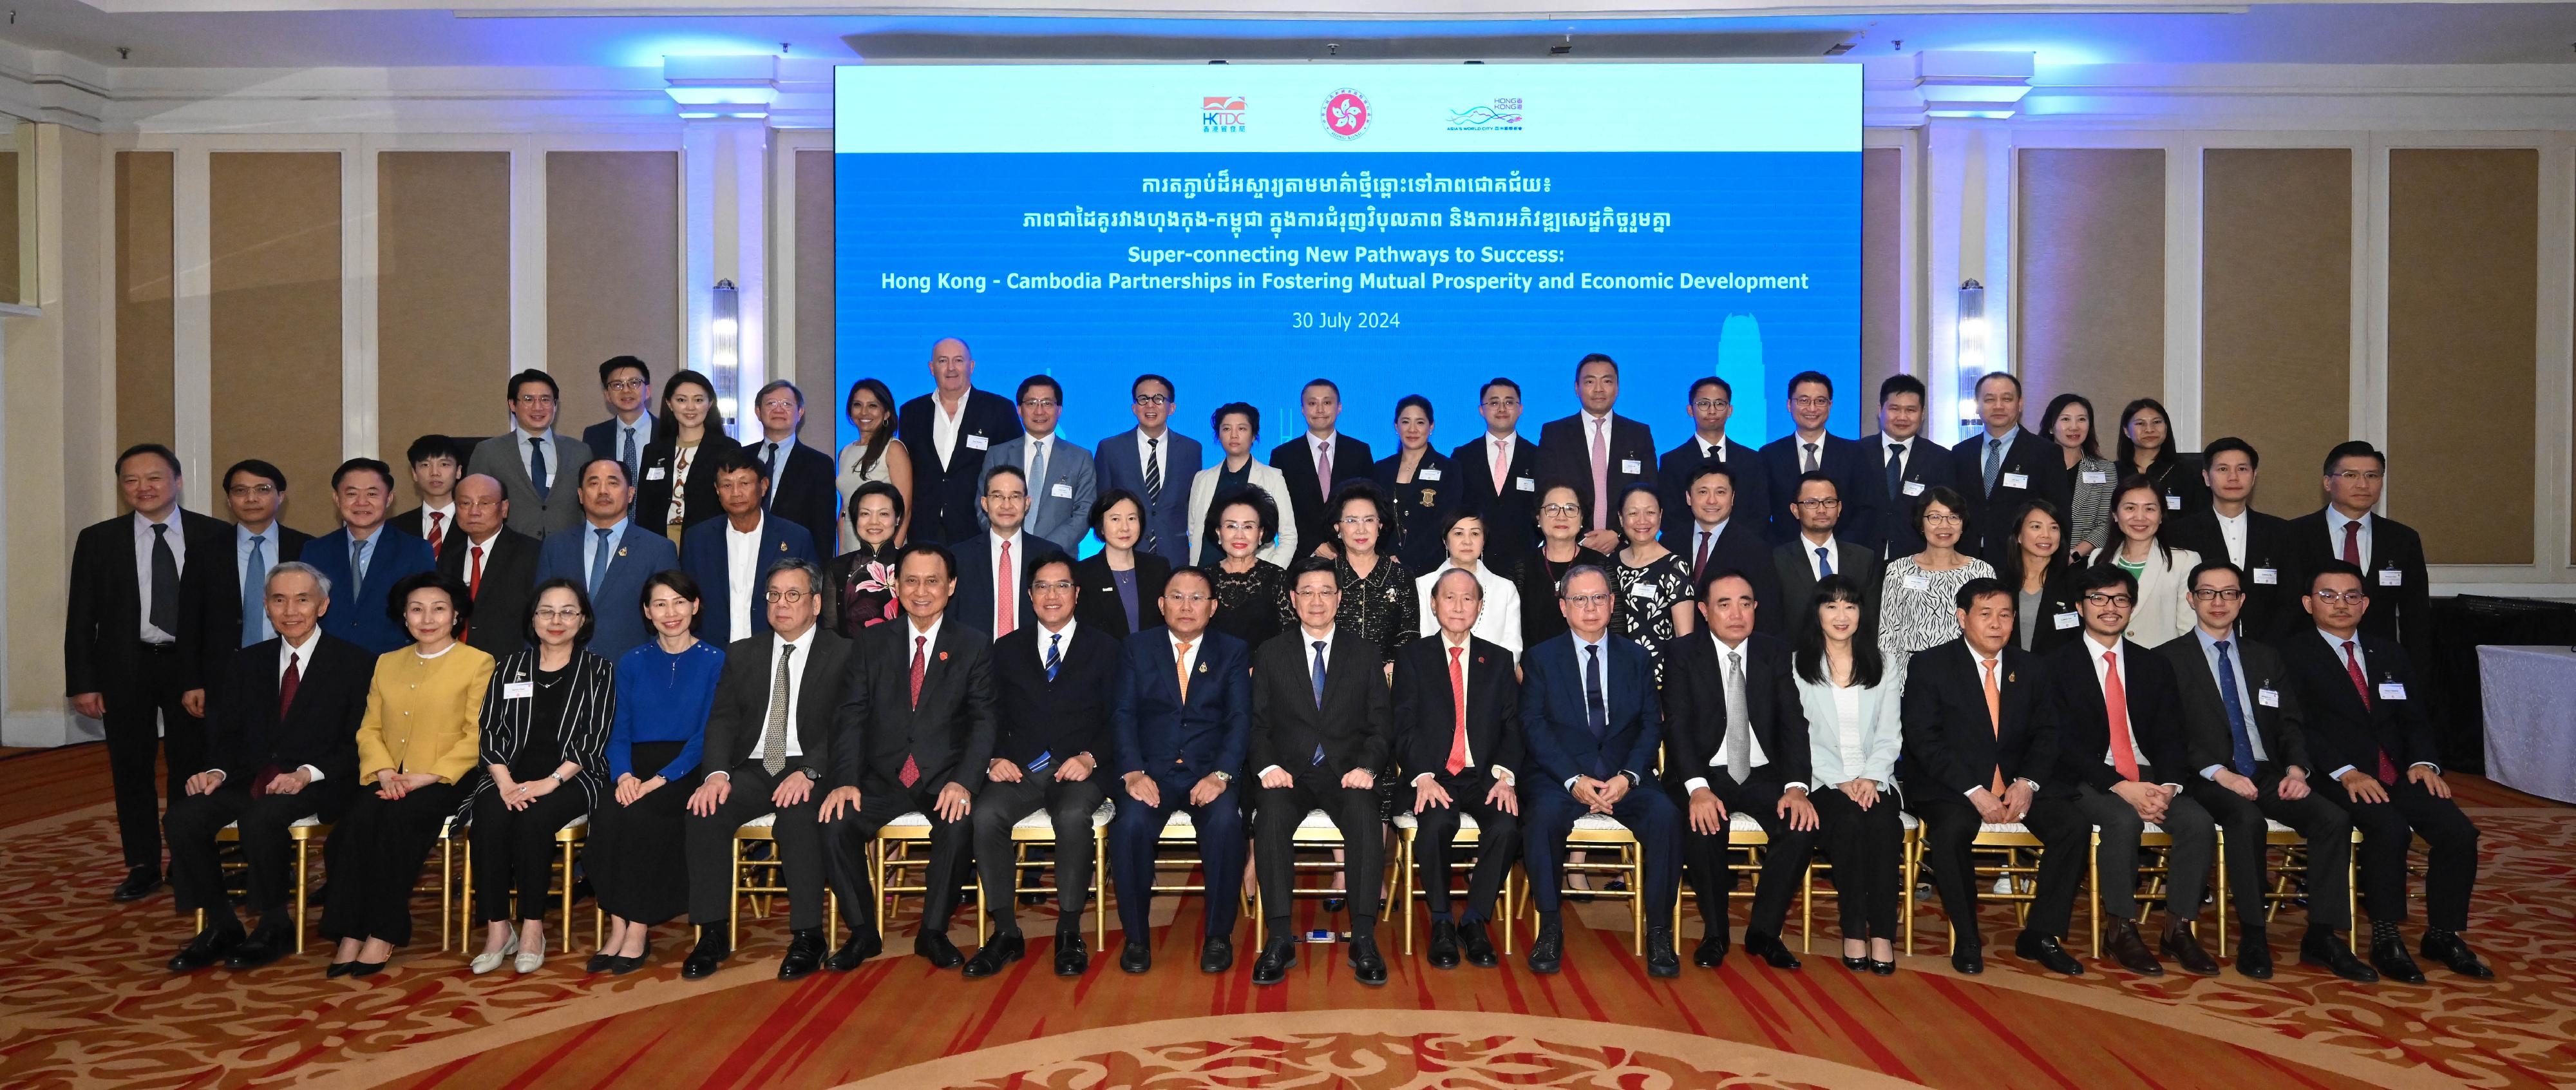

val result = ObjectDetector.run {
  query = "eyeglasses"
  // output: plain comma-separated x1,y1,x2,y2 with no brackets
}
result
1922,513,1964,526
1163,591,1211,605
2190,588,2246,602
1481,397,1520,408
1690,399,1731,410
533,606,586,620
2081,593,2135,608
985,491,1028,502
763,589,813,604
1291,586,1341,600
1338,515,1379,526
2331,470,2384,484
605,379,646,392
1539,503,1582,516
2309,589,2368,604
1562,593,1611,608
513,394,557,406
1029,579,1075,593
225,484,278,499
1019,397,1060,409
757,398,800,413
1790,395,1832,409
1793,498,1842,510
1133,394,1172,406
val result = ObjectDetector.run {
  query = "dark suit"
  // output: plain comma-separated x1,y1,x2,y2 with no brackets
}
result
900,388,1023,546
1656,436,1771,548
2045,635,2216,926
1663,519,1784,636
1452,434,1543,571
1533,412,1655,534
973,622,1119,937
1373,450,1464,575
1071,552,1171,639
1761,432,1881,548
68,510,237,869
2154,631,2354,936
2286,510,2434,670
950,530,1069,643
2011,564,2090,656
388,506,467,565
748,437,841,562
1268,432,1372,561
2166,508,2304,644
532,522,681,661
1949,428,2074,562
1250,629,1392,933
165,633,374,928
438,528,540,658
1392,633,1523,925
1900,638,2087,947
1662,632,1815,940
1108,627,1253,944
1518,633,1682,927
679,514,821,644
180,522,310,693
305,528,437,655
2281,630,2477,932
1864,434,1958,560
466,432,592,539
829,617,999,937
683,627,859,932
1772,536,1881,639
1095,428,1203,567
582,416,656,488
632,433,743,542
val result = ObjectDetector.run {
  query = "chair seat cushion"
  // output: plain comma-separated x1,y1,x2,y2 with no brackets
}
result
882,812,933,830
739,813,777,830
219,816,323,831
1013,801,1117,830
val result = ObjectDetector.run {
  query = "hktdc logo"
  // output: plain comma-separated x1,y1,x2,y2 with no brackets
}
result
1321,88,1370,140
1202,95,1246,133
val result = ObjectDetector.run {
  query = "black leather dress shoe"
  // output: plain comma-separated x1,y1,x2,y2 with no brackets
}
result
1119,937,1151,974
681,932,731,980
1426,920,1461,970
778,928,826,980
2016,933,2086,976
2298,932,2376,983
962,933,1025,979
2101,919,2163,976
1251,939,1298,985
1951,946,1985,975
1745,930,1802,970
1644,926,1681,978
1528,920,1564,974
915,931,964,969
223,930,292,971
1054,933,1089,977
2369,935,2427,984
2159,922,2221,977
1199,935,1234,973
1459,921,1498,968
167,927,242,973
2422,932,2494,979
1350,935,1389,985
1693,933,1728,969
113,867,163,903
825,932,882,971
2234,936,2275,980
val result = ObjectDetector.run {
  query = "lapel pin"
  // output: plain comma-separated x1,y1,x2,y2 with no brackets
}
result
938,650,949,661
2007,672,2016,684
617,547,628,557
777,541,788,551
1198,662,1209,674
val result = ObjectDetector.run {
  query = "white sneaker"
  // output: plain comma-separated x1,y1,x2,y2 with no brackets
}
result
470,931,520,975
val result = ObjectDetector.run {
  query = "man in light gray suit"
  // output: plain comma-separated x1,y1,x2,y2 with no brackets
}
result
981,375,1097,551
466,369,592,539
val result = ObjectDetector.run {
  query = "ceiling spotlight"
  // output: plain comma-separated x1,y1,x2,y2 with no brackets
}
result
1824,42,1855,56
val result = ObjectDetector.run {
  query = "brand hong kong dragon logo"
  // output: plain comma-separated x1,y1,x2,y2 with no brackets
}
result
1321,88,1370,140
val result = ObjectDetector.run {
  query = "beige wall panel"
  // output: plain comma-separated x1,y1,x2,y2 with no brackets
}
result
115,151,175,457
1861,147,1902,411
2201,149,2353,519
209,152,342,536
547,151,680,440
2387,148,2535,564
379,151,512,509
795,149,836,456
0,151,19,305
2015,149,2166,445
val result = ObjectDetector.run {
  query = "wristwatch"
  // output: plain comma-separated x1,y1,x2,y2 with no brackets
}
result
548,771,567,785
1209,770,1233,783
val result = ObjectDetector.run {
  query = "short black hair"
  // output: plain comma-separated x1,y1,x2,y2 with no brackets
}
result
1089,489,1144,533
1879,374,1927,405
1696,564,1757,601
2322,441,2383,476
116,443,182,479
223,459,287,493
848,479,905,528
709,446,768,481
1300,377,1339,398
598,355,649,386
1325,479,1392,544
2075,562,2138,600
1434,506,1484,543
506,368,559,403
2203,436,2259,471
1794,470,1838,499
895,540,957,582
1017,374,1063,404
578,457,632,487
1211,401,1260,439
1688,376,1732,402
1915,484,1969,537
641,568,701,610
1786,370,1833,398
1685,460,1738,491
404,434,465,468
386,570,472,637
331,457,396,493
1030,555,1076,584
1133,373,1176,400
1954,576,2012,613
1479,376,1521,401
1576,352,1618,376
526,577,597,647
1204,484,1280,548
2307,558,2367,593
1165,564,1217,596
2187,559,2245,593
981,462,1027,492
1973,371,2023,396
1289,555,1340,588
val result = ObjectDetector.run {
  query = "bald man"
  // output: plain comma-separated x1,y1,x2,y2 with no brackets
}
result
437,473,540,658
897,338,1025,546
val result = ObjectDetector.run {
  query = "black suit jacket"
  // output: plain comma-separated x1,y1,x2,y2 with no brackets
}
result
1656,436,1771,548
1373,448,1466,575
1269,433,1376,556
67,509,234,698
1391,633,1523,786
1251,629,1391,779
389,506,468,562
1533,412,1655,530
1863,434,1958,559
2043,636,2190,790
753,438,842,562
1662,631,1811,794
831,618,998,794
1070,551,1171,638
1949,428,2074,562
1761,432,1881,547
2165,508,2304,644
205,633,375,818
2280,629,2438,780
2012,564,2091,656
2284,510,2434,665
632,432,744,540
1661,519,1784,636
2152,632,2313,778
703,627,855,782
439,529,540,659
899,388,1024,546
1772,537,1882,638
182,521,312,691
1900,638,2065,798
989,622,1119,773
1450,434,1543,568
951,531,1070,642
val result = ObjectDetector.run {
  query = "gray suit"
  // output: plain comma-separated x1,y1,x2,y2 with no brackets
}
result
468,431,593,539
978,433,1098,553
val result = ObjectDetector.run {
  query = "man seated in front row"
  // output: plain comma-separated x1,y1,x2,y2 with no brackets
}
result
1900,577,2090,976
2280,560,2490,983
1665,568,1817,971
164,562,375,973
1394,568,1524,971
1519,565,1684,977
965,556,1119,979
1106,568,1254,975
680,559,858,982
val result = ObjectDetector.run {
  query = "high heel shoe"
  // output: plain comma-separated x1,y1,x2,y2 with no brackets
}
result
348,960,388,979
470,932,520,975
1869,959,1898,976
326,961,355,979
1841,955,1870,971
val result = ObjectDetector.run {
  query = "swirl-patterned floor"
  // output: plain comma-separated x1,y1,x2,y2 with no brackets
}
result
1,743,2566,1089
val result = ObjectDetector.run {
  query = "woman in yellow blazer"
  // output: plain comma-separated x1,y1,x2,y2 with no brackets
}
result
321,571,495,978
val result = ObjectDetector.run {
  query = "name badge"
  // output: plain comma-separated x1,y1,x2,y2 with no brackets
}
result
1620,459,1643,475
1050,483,1074,499
2251,567,2278,585
645,466,667,481
1628,582,1659,600
2378,568,2403,587
2053,611,2079,630
2002,472,2030,490
1902,480,1926,496
965,434,989,451
2257,687,2280,708
2378,682,2407,701
1903,574,1931,591
502,681,535,700
1418,468,1442,481
1515,477,1535,492
2080,471,2109,486
2164,495,2183,510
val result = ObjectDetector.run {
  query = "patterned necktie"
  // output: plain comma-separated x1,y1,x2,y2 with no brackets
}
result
1982,436,2003,495
240,534,269,646
1803,441,1820,474
2213,640,2257,777
1315,439,1331,504
278,651,301,719
1694,530,1712,580
350,537,372,592
996,539,1016,637
761,644,795,776
902,637,924,788
148,524,179,636
1886,443,1906,501
1144,437,1164,555
1980,655,2005,794
621,425,639,500
2341,520,2362,567
589,528,613,597
1588,418,1610,531
1724,649,1751,783
1175,640,1193,702
1310,640,1329,766
2103,649,2138,781
529,437,551,502
1446,646,1469,775
1045,631,1062,682
2342,640,2397,783
426,512,444,559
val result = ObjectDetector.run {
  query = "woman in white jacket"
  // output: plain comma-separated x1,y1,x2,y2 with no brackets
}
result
1413,509,1523,665
1187,401,1299,568
1795,573,1907,975
2088,475,2201,647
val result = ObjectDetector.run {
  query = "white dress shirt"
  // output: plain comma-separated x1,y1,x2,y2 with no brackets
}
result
1694,434,1735,464
740,624,820,769
1683,633,1803,794
2086,633,2181,790
515,427,558,492
1800,533,1843,581
931,393,967,466
133,510,188,644
2214,509,2249,569
417,502,457,546
1035,617,1077,669
2325,507,2372,568
207,629,329,784
2192,626,2272,780
724,515,764,643
757,437,791,505
1484,432,1520,479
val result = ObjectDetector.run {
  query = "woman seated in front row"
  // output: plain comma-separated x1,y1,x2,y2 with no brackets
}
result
466,577,614,975
591,570,721,974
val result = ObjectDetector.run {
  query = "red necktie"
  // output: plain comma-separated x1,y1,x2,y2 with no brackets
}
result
2103,649,2137,781
1694,530,1713,580
1446,646,1469,775
2341,520,2362,567
278,651,301,720
462,544,484,641
427,512,444,559
902,635,925,788
995,539,1015,637
2342,640,2397,784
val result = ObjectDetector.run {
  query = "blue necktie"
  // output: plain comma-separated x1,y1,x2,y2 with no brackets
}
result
1584,644,1609,779
1886,443,1905,501
2214,640,2258,777
1311,640,1329,765
1982,436,2003,495
241,534,269,645
530,437,551,502
762,442,782,506
1045,632,1062,682
620,426,639,504
351,537,372,590
589,527,614,597
1817,546,1834,577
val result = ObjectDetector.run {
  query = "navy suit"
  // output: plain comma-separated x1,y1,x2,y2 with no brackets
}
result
305,528,437,655
899,388,1023,546
1760,432,1881,548
533,522,681,661
678,514,820,644
1864,434,1958,560
1108,627,1252,946
1517,632,1681,927
1656,436,1770,548
1097,428,1205,567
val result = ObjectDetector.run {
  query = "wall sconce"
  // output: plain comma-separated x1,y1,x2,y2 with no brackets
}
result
1955,278,1987,438
710,278,741,433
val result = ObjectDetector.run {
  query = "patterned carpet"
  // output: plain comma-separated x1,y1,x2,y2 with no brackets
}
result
1,743,2567,1089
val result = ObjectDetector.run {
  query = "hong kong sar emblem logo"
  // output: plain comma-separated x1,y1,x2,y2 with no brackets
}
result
1321,88,1370,140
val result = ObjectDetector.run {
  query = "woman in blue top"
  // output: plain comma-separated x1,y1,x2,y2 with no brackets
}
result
587,569,722,974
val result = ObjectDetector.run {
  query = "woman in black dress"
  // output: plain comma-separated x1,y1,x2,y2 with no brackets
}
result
822,480,906,636
1370,395,1462,575
466,578,613,974
1514,481,1613,650
1205,485,1289,648
2118,397,2209,519
1073,490,1172,638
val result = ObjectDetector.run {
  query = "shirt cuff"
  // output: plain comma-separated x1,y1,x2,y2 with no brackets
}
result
706,770,731,781
1783,781,1808,794
1412,772,1436,787
2199,764,2226,781
2411,761,2438,773
1965,785,1990,801
1258,764,1285,780
1683,776,1712,794
2159,781,2184,793
2328,764,2356,781
1562,776,1579,791
1490,765,1513,787
299,764,325,783
203,768,226,783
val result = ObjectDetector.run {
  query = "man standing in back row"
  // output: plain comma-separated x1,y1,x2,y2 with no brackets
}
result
1760,371,1877,547
1097,373,1202,566
468,370,592,539
899,338,1023,546
1454,377,1542,573
1949,372,2069,562
1536,354,1655,555
1268,378,1371,559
